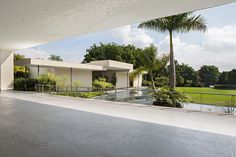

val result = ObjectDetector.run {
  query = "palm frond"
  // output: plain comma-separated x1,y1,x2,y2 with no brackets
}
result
173,13,207,33
154,53,170,71
139,45,157,68
130,67,146,80
138,12,207,33
138,19,169,32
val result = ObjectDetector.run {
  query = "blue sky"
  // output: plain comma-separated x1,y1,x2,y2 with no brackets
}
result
18,2,236,71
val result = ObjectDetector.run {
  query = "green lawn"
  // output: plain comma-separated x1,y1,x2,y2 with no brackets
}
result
177,87,236,106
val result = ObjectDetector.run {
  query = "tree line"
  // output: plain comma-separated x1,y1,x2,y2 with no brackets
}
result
83,42,236,87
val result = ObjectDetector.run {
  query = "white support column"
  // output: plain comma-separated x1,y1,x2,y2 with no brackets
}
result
0,50,14,90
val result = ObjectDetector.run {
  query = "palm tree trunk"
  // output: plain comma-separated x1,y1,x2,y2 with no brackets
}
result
150,71,156,92
169,30,176,91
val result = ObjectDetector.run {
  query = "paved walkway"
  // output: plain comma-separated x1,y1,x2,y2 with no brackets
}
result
0,91,236,157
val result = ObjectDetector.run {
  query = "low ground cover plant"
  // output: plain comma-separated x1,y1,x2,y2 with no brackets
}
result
56,91,104,99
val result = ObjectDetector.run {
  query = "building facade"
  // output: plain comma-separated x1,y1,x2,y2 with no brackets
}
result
15,59,143,89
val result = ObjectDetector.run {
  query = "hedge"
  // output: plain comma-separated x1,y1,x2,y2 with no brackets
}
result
14,78,38,91
214,84,236,90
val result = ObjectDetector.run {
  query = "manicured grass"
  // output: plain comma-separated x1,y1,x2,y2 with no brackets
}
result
177,87,236,106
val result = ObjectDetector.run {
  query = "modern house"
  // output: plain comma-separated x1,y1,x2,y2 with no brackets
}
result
15,59,143,88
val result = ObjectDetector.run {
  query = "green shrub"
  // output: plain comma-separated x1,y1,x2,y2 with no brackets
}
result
214,84,236,90
153,87,191,107
93,77,113,89
155,76,169,87
56,91,103,99
78,92,103,98
56,92,79,97
38,72,57,85
142,80,151,86
56,75,69,86
14,78,38,91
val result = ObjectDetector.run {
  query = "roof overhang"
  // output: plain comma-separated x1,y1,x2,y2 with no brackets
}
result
15,59,133,71
15,58,105,71
88,60,133,72
1,0,235,51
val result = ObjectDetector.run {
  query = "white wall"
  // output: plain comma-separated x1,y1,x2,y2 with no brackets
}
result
54,68,71,85
72,70,92,87
116,72,129,89
0,50,13,90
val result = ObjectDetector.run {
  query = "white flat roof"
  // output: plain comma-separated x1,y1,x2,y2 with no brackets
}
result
0,0,234,51
15,58,104,71
15,58,133,71
88,60,133,71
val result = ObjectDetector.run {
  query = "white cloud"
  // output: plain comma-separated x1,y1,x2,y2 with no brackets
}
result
16,48,50,60
158,25,236,71
110,25,154,48
203,25,236,53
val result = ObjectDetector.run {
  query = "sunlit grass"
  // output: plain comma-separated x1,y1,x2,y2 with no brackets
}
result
177,87,236,106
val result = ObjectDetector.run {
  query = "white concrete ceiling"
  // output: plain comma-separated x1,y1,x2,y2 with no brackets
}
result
0,0,235,51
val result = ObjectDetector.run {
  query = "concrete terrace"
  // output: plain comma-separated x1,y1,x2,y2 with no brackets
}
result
0,91,235,157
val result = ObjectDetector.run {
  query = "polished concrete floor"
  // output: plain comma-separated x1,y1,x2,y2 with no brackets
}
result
0,96,235,157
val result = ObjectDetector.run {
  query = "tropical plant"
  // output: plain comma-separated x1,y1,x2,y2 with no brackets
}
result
155,76,169,87
138,12,207,90
153,87,191,107
38,72,57,85
130,44,169,92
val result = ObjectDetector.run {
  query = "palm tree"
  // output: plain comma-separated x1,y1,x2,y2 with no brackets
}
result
130,45,169,92
138,12,207,90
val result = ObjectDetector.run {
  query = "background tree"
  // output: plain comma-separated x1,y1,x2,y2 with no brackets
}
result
83,43,143,68
48,54,63,61
138,12,207,90
218,71,228,84
130,45,169,91
217,69,236,85
227,69,236,84
175,61,200,87
198,65,220,87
